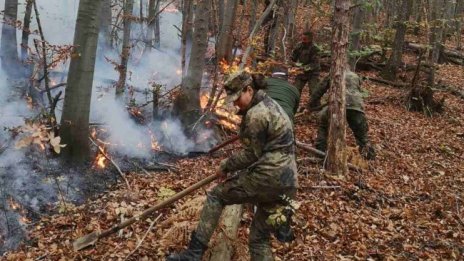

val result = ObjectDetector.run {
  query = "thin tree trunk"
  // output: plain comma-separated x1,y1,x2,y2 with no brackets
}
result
116,0,134,97
216,0,239,62
1,0,19,77
285,0,298,53
21,0,33,63
326,0,351,176
349,0,364,70
181,0,193,77
174,0,210,130
240,0,278,69
60,0,103,164
456,0,463,50
249,0,257,34
99,0,112,49
381,0,413,80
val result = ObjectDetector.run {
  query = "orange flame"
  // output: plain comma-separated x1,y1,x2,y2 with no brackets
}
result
94,146,107,169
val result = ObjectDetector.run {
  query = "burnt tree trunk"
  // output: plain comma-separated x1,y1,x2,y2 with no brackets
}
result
381,0,413,81
326,0,351,176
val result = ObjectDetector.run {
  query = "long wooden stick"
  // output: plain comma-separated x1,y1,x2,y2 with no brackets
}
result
295,140,363,172
73,174,218,251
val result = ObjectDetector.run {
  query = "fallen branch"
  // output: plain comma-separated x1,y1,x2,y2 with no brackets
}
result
435,85,464,99
295,141,363,172
124,214,162,260
88,137,131,190
364,76,409,88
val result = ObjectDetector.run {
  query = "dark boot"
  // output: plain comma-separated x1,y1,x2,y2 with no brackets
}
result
166,232,207,261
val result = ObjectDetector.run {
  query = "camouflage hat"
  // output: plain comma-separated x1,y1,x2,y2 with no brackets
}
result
224,70,253,103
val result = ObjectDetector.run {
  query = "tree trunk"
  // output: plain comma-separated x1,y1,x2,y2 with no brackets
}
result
1,0,19,77
174,0,210,131
21,0,33,63
99,0,112,49
60,0,102,164
116,0,134,97
456,0,463,50
181,0,193,77
349,0,365,70
381,0,413,81
249,0,257,34
285,0,298,53
148,0,161,49
208,205,243,261
326,0,350,176
216,0,239,62
429,0,452,85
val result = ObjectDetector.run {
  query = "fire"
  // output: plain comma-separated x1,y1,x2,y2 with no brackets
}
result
219,59,251,74
200,93,241,130
176,69,182,75
8,198,20,210
94,146,107,169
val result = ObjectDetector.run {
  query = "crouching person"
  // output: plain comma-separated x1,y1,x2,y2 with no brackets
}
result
166,70,298,261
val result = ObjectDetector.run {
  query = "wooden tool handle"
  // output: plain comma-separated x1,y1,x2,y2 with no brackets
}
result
99,174,218,239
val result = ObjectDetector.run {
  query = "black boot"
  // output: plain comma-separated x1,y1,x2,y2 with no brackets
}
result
166,232,207,261
360,144,376,160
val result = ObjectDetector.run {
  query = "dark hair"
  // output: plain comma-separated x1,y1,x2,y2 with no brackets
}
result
251,73,267,90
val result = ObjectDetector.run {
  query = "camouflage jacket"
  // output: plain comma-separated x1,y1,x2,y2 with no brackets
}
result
291,42,321,74
309,71,365,113
264,77,301,122
220,90,298,188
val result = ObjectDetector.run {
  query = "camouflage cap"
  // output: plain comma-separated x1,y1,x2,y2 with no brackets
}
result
224,70,253,103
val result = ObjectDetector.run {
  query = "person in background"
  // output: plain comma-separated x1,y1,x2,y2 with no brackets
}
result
291,31,321,108
309,69,376,160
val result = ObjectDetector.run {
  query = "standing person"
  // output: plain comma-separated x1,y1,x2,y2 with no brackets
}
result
291,31,321,102
309,69,376,160
166,70,298,261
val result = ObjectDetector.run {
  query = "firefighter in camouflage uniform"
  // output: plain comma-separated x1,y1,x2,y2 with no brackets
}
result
291,31,321,100
309,69,376,160
166,71,298,261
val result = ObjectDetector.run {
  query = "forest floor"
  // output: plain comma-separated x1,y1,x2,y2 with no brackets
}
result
2,61,463,260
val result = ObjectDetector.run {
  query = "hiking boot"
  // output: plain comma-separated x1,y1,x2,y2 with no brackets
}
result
166,232,207,261
274,209,295,243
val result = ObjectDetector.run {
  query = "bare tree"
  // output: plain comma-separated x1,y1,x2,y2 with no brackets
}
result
60,0,103,164
99,0,112,49
326,0,351,176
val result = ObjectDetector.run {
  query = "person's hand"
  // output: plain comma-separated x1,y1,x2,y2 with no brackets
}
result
216,168,227,183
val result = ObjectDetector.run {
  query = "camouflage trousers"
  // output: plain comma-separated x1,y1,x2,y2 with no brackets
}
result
195,171,296,261
315,108,375,159
294,73,319,96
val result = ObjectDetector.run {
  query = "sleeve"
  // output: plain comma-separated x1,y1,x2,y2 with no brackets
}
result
220,111,268,173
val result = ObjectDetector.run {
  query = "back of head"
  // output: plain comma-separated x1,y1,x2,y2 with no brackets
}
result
271,65,289,80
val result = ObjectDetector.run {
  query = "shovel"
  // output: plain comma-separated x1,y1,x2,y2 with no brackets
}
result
73,174,218,251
